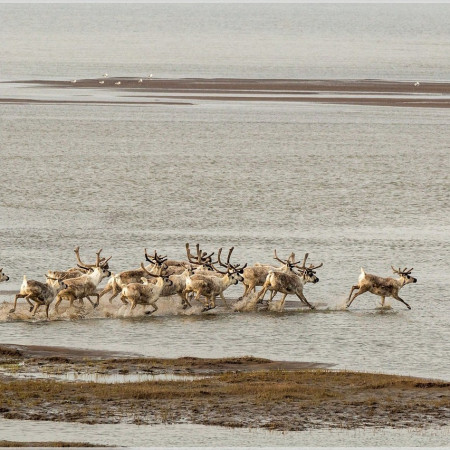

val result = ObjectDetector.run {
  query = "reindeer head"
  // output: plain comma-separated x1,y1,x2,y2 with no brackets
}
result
0,268,9,282
140,263,173,287
294,253,322,284
76,248,112,279
214,247,247,284
392,266,417,285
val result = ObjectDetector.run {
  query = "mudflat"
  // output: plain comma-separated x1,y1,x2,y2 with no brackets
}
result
0,344,448,431
2,78,449,108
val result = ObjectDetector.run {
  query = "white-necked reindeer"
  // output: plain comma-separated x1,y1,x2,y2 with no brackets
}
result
0,268,9,283
346,266,417,310
47,246,109,283
10,275,67,318
253,253,322,311
120,263,173,314
183,247,246,311
98,249,167,304
53,249,111,312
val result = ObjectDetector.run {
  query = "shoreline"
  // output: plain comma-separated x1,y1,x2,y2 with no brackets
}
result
2,78,449,108
1,344,448,432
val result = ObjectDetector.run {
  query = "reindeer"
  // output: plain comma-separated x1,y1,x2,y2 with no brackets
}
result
47,246,109,282
346,266,417,310
53,249,111,312
10,275,67,318
98,249,167,304
183,247,246,311
240,251,299,301
0,268,9,283
120,263,173,314
254,253,322,311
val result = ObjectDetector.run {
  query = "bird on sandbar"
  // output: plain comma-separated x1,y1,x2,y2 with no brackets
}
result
99,80,105,84
71,79,77,83
103,73,109,78
138,78,143,83
414,81,420,87
115,81,121,85
148,74,153,79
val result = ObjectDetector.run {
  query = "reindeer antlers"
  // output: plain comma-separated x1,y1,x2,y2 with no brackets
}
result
74,247,111,269
392,266,414,275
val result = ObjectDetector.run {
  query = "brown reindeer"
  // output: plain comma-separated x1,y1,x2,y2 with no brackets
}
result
53,249,111,312
253,253,322,311
10,275,67,318
346,266,417,310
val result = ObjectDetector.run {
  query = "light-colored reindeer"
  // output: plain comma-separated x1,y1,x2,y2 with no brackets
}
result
98,249,167,304
0,268,9,283
254,253,322,311
10,275,67,318
183,247,246,311
240,251,300,301
53,249,111,312
346,266,417,310
120,263,173,314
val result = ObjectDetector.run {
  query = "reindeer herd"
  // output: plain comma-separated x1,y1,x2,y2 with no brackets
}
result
0,243,417,319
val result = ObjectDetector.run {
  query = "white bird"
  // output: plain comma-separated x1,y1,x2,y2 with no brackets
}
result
414,81,420,87
99,80,105,84
148,74,153,78
71,79,77,83
138,78,143,83
115,81,121,85
103,73,109,78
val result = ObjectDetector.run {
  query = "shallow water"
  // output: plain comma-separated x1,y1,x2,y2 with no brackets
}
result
1,99,449,382
0,419,449,447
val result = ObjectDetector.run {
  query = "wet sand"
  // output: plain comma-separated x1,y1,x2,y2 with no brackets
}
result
2,78,449,108
1,344,448,432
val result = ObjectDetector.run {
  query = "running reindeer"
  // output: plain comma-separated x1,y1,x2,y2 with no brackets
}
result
0,268,9,283
98,249,167,304
346,266,417,310
10,275,67,318
183,247,246,311
120,263,173,314
53,249,111,312
253,252,322,311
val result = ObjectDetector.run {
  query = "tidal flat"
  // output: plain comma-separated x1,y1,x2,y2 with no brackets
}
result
0,344,448,434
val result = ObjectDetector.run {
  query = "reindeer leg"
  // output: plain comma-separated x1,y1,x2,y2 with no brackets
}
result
145,302,158,316
31,301,41,316
219,292,229,309
279,293,288,311
53,295,62,313
255,284,269,304
10,294,25,313
346,286,368,308
120,294,128,305
268,290,277,303
392,294,411,310
297,292,315,310
380,296,385,307
348,285,360,302
88,294,100,308
45,303,51,319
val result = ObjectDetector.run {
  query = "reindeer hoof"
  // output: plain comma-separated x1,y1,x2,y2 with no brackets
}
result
93,303,99,309
9,309,15,314
407,306,411,310
29,307,33,312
